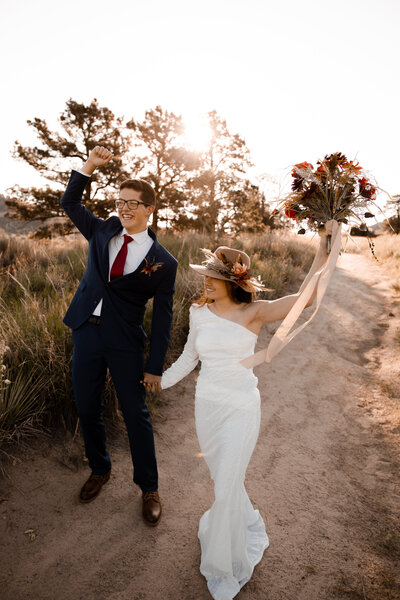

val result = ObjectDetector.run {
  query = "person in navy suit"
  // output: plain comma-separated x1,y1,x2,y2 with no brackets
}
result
61,146,177,526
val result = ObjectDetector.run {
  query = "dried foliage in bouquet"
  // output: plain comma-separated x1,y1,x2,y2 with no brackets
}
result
277,152,379,254
199,248,268,293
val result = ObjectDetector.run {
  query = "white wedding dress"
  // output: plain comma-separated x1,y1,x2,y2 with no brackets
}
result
161,304,269,600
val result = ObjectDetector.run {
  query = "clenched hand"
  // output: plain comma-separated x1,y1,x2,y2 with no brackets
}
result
82,146,113,175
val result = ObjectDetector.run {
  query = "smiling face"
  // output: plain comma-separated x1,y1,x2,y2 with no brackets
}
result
117,188,155,234
204,276,229,301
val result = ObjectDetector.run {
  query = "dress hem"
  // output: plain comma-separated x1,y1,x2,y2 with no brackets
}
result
199,511,269,600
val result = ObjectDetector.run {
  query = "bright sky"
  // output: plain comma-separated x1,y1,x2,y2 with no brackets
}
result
1,0,399,207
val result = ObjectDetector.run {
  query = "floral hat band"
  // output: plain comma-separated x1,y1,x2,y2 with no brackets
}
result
189,246,270,294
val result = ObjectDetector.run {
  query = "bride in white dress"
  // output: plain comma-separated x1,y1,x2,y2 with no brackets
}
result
160,228,331,600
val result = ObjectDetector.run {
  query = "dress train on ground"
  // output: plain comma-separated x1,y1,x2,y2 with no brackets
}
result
162,304,269,599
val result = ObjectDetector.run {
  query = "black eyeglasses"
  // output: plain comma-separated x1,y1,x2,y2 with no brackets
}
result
115,199,149,210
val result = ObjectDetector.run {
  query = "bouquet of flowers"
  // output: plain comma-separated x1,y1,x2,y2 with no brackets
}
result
278,152,378,251
242,153,381,369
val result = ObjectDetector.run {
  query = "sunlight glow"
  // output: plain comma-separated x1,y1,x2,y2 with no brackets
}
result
0,1,399,197
183,114,212,152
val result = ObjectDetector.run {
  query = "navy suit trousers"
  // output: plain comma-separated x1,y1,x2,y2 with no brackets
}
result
72,321,158,492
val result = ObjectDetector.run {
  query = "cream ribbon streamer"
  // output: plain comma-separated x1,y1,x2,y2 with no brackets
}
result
240,220,342,369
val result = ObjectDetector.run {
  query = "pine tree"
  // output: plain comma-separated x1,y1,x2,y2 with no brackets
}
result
7,98,136,236
189,111,252,235
127,106,199,232
225,181,277,235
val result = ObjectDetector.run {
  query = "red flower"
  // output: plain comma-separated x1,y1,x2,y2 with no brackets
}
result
359,177,376,199
358,177,368,188
284,207,297,220
291,162,313,178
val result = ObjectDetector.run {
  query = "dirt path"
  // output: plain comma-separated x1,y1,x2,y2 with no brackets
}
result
1,253,400,600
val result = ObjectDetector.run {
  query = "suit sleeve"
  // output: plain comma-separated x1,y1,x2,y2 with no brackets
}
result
161,307,199,389
60,170,104,240
144,261,178,376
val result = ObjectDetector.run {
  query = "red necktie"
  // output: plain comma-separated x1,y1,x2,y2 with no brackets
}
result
110,234,133,280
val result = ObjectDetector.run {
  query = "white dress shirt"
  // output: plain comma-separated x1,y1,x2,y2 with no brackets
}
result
92,227,153,317
92,227,154,316
75,170,153,316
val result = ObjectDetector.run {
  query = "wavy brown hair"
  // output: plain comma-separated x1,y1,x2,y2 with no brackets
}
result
193,279,255,307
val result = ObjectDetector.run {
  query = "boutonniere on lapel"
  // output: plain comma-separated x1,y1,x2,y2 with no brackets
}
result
141,257,163,276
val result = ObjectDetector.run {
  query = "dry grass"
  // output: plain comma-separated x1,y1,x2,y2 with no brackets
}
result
345,233,400,296
0,229,316,448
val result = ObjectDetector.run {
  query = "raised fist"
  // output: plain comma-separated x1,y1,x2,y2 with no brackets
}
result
88,146,113,167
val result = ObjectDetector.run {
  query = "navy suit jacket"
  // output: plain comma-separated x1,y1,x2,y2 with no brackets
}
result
61,170,178,376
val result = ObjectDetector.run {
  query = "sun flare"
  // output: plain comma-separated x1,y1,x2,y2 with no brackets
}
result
183,114,212,152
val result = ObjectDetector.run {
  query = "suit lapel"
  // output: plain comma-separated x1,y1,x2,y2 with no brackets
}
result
104,226,162,282
125,227,160,278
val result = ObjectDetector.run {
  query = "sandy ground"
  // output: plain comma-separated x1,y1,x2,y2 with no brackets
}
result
1,252,400,600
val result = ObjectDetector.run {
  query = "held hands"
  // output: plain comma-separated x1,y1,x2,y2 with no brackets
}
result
141,372,162,394
81,146,113,175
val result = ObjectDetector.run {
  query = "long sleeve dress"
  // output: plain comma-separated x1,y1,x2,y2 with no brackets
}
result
161,304,269,600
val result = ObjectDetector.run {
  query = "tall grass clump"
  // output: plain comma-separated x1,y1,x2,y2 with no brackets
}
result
0,343,46,454
371,234,400,294
0,229,315,445
0,234,91,436
346,233,400,294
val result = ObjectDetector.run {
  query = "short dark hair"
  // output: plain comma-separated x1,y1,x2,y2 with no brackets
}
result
120,179,156,206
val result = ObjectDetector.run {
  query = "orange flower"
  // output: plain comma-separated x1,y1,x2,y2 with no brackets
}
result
232,262,248,276
141,258,163,276
294,161,313,170
343,160,362,172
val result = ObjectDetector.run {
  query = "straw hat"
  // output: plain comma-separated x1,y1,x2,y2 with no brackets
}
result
190,246,268,293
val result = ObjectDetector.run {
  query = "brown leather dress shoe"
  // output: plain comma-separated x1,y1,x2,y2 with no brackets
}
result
79,470,111,504
142,491,162,526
